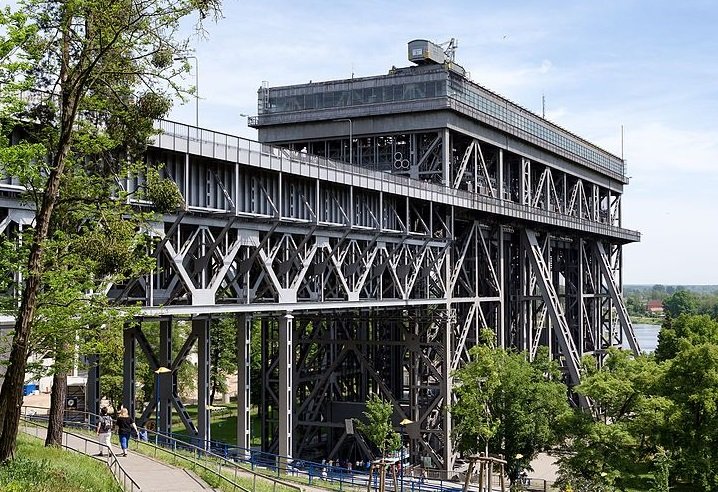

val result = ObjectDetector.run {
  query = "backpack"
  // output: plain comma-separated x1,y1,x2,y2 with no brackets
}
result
99,415,113,433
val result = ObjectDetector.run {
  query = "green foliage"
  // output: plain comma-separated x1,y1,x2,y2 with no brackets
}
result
661,342,718,490
655,314,718,362
209,316,239,402
560,350,672,489
144,167,184,214
356,394,400,459
662,290,699,318
452,341,571,482
560,315,718,491
650,447,670,492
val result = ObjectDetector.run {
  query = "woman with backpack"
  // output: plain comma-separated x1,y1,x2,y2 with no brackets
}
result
96,407,114,456
116,406,139,457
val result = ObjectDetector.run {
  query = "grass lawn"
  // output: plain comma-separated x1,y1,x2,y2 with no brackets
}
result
0,433,121,492
170,402,261,445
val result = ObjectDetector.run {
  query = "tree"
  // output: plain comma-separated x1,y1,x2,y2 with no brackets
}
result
655,314,718,362
660,342,718,489
452,331,572,484
0,0,219,461
209,316,238,404
662,290,698,318
356,394,400,459
559,349,672,490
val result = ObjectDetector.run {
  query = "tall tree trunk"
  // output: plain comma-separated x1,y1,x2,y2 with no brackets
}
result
0,80,79,465
0,3,83,460
45,372,67,446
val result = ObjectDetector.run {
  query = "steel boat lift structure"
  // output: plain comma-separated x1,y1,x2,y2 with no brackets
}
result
0,39,640,472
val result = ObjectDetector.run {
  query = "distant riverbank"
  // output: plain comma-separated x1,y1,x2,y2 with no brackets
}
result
630,316,663,325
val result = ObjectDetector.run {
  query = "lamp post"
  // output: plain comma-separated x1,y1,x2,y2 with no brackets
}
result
174,55,199,128
399,418,413,492
154,366,171,445
334,118,353,164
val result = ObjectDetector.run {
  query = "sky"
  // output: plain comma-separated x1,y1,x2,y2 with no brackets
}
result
168,0,718,286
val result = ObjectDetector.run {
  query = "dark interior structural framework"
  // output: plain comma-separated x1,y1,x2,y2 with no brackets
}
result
0,39,640,472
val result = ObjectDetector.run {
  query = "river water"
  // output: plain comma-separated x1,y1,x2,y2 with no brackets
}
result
629,323,661,353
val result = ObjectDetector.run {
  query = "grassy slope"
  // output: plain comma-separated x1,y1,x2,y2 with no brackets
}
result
0,433,121,492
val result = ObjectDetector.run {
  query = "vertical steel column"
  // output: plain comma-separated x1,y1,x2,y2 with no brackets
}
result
441,207,454,471
498,149,504,200
237,314,252,457
158,318,172,437
442,129,451,186
278,312,294,461
122,323,136,415
498,228,506,348
86,354,100,423
194,317,211,449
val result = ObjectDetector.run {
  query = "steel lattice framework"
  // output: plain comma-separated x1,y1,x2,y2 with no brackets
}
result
0,54,640,471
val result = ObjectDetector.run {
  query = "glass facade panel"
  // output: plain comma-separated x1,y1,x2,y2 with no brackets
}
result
259,71,623,177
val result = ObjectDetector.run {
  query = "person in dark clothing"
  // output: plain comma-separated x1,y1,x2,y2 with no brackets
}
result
116,407,139,456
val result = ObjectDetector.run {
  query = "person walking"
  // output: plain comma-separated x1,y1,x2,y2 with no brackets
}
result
96,407,114,456
116,407,139,457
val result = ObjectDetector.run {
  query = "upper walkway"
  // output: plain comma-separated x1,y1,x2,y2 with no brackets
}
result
150,120,640,243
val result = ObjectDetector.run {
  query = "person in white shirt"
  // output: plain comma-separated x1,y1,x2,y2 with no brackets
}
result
96,407,113,456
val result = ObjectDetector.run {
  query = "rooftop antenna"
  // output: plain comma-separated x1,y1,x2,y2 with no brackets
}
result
621,124,624,160
439,38,458,62
542,93,545,118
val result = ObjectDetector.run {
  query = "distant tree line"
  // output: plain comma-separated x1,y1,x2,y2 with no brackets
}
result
624,285,718,319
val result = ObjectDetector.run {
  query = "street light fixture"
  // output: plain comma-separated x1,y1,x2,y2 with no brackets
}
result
154,366,171,445
174,55,199,128
399,418,413,492
334,118,353,164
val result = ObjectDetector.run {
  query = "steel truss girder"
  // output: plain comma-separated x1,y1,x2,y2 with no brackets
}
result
522,229,582,386
122,217,453,308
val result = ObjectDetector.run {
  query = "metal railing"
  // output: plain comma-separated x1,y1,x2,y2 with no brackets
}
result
19,412,140,492
151,119,640,243
21,405,557,492
22,405,299,492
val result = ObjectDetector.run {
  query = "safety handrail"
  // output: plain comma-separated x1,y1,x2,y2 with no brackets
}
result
21,405,552,492
22,405,298,492
19,415,141,491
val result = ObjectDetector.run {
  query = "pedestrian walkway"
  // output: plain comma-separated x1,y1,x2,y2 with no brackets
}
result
21,422,217,491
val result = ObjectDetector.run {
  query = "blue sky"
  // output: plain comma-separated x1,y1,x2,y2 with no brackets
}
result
169,1,718,285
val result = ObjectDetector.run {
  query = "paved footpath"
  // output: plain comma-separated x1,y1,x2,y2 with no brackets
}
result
21,422,217,491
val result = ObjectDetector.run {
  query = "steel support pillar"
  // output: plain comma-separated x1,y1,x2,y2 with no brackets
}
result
122,323,136,415
158,318,173,437
194,317,211,449
442,129,451,185
278,312,294,462
237,314,252,458
86,354,100,423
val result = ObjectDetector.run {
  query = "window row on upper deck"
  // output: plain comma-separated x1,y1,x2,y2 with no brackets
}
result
448,79,624,177
259,80,447,114
258,74,625,179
